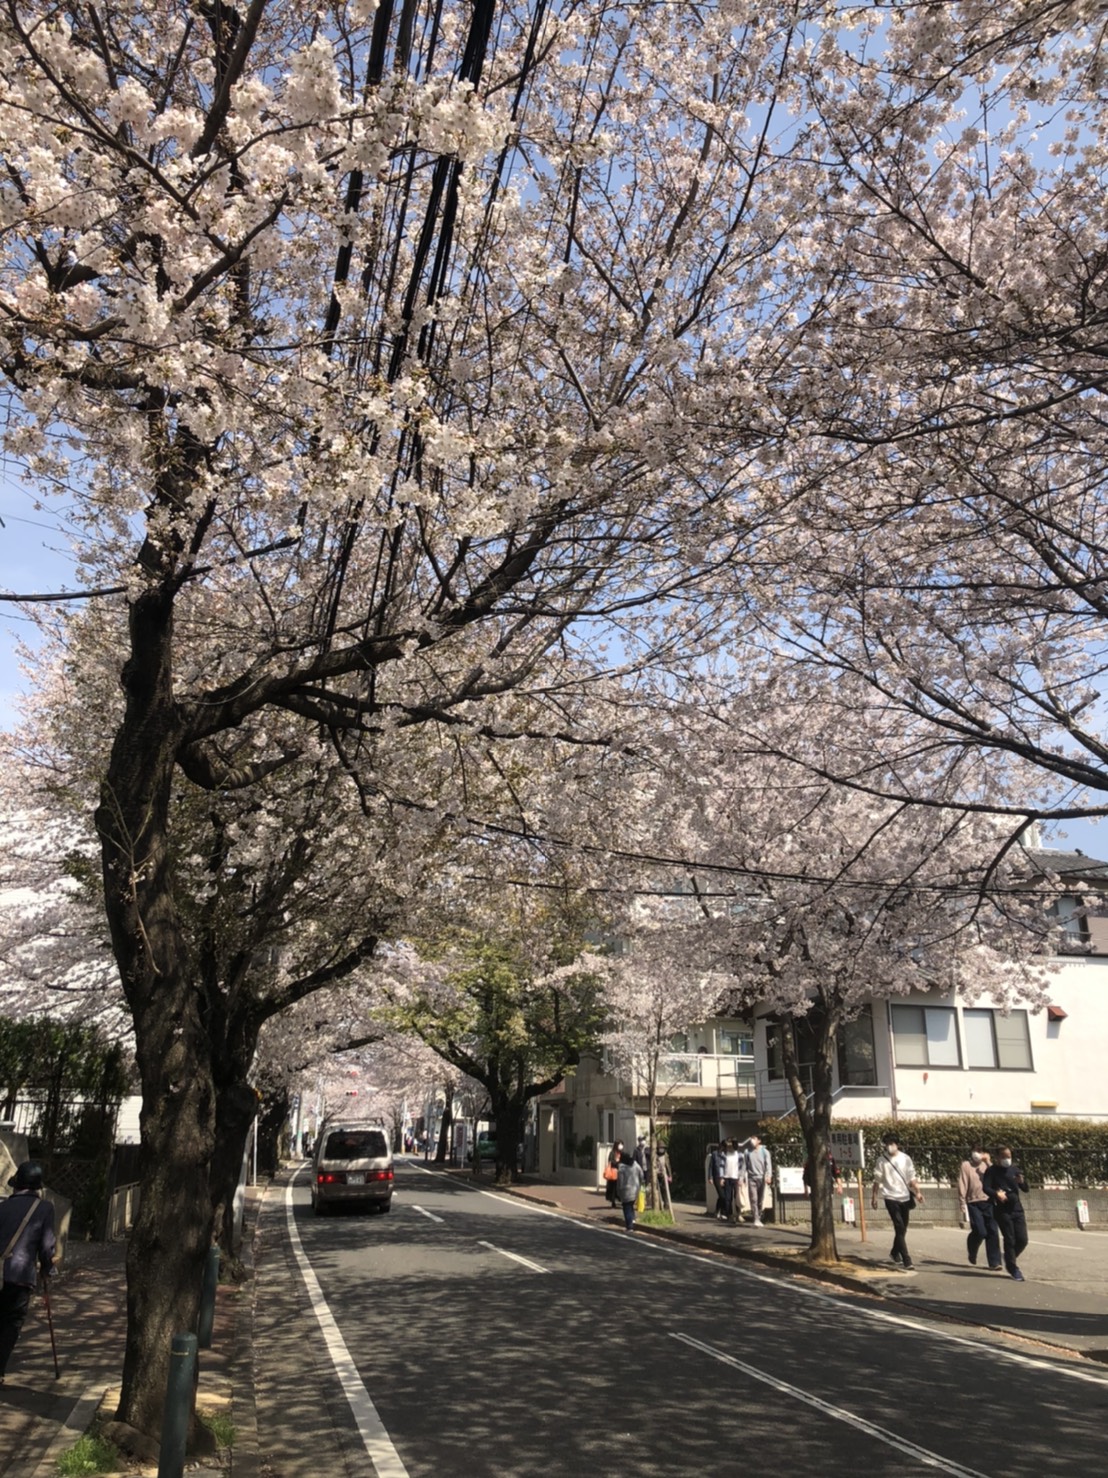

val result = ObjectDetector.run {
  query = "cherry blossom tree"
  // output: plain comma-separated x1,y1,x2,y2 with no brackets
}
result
601,906,727,1212
742,3,1108,845
0,0,838,1429
633,700,1062,1264
376,889,607,1185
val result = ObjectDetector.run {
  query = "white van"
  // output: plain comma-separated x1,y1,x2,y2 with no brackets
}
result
311,1120,394,1215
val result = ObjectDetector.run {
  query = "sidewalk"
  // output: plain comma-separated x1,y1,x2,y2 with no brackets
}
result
458,1168,1108,1361
0,1191,263,1478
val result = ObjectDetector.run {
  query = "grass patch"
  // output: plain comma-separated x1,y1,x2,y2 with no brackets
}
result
637,1209,676,1227
56,1433,118,1477
199,1410,236,1449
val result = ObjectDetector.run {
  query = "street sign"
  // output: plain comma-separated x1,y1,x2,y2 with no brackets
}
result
777,1166,805,1196
829,1129,865,1171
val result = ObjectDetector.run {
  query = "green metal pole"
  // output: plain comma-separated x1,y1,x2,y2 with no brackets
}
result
157,1332,197,1478
197,1246,220,1349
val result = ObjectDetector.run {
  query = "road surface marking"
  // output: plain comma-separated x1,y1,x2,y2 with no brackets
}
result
472,1190,1108,1388
285,1177,410,1478
477,1239,550,1273
412,1205,444,1223
671,1332,988,1476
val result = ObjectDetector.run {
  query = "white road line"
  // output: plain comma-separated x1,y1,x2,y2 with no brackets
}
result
472,1190,1108,1388
284,1177,410,1478
412,1205,444,1223
671,1332,989,1477
477,1239,550,1273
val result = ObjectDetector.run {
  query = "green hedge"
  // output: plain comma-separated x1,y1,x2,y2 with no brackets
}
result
758,1115,1108,1188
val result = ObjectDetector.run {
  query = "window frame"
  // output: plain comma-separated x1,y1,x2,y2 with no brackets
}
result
963,1007,1034,1073
890,1003,962,1069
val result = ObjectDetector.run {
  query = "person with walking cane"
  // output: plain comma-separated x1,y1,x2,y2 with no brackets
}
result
0,1161,58,1385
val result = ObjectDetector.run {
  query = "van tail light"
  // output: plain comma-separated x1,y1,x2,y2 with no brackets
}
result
317,1172,339,1184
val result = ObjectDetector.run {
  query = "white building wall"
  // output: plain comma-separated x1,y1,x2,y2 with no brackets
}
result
886,958,1108,1120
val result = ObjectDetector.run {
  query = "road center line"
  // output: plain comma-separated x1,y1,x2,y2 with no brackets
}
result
411,1205,444,1223
478,1239,550,1273
284,1177,410,1478
671,1332,988,1477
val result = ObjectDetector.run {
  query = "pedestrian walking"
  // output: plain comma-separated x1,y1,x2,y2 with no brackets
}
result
605,1140,624,1207
616,1152,644,1231
723,1139,742,1223
871,1132,922,1270
1,1161,57,1385
708,1141,728,1219
745,1135,772,1226
959,1146,1002,1271
982,1146,1029,1281
633,1135,648,1172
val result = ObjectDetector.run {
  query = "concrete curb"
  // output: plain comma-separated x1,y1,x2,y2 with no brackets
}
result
25,1382,114,1478
229,1184,267,1478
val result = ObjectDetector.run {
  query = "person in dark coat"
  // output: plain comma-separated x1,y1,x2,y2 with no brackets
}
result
982,1146,1029,1281
1,1161,57,1383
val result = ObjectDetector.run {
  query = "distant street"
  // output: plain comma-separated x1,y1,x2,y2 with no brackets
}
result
253,1161,1108,1477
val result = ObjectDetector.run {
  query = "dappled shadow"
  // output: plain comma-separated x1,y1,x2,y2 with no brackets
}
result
253,1171,1108,1477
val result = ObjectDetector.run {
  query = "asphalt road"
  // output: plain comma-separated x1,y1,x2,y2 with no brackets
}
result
255,1160,1108,1477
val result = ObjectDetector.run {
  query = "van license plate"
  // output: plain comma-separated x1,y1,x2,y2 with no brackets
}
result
347,1173,366,1185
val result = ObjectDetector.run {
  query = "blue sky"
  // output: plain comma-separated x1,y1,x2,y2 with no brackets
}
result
0,466,78,725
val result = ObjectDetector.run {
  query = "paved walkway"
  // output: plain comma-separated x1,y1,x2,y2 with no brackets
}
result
0,1194,262,1478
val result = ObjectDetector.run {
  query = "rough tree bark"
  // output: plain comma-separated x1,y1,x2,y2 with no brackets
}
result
779,1013,840,1264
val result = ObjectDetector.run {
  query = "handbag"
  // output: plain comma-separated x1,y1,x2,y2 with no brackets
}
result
635,1187,646,1214
603,1164,618,1182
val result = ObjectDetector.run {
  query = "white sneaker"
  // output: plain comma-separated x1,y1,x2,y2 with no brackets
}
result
753,1219,763,1227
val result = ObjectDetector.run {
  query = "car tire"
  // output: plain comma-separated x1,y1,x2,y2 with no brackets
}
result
380,1199,392,1214
313,1196,327,1216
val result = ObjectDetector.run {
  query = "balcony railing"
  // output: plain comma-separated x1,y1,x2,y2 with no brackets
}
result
630,1054,758,1101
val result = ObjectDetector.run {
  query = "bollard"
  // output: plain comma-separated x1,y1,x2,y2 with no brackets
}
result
197,1246,221,1349
157,1332,197,1478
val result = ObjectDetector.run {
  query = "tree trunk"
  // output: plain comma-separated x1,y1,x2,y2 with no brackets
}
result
779,1013,840,1264
116,982,215,1434
210,1080,259,1260
491,1095,524,1187
97,583,216,1436
435,1082,454,1163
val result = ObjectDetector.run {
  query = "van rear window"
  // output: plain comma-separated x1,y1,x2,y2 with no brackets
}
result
324,1130,388,1159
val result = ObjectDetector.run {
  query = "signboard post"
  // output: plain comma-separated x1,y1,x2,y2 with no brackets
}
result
829,1130,867,1242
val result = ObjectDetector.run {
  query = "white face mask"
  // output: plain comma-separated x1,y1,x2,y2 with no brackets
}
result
1000,1157,1013,1168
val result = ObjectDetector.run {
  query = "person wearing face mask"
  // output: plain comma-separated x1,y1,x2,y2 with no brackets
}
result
958,1145,1002,1271
982,1146,1029,1281
871,1131,922,1270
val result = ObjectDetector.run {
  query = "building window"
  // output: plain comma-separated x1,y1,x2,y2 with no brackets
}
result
890,1005,960,1067
838,1007,877,1086
669,1032,689,1053
963,1009,1033,1071
1049,896,1089,952
719,1027,753,1057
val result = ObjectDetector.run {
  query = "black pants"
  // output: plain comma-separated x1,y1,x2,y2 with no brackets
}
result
996,1208,1029,1275
0,1282,32,1377
967,1200,1002,1268
885,1197,913,1264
